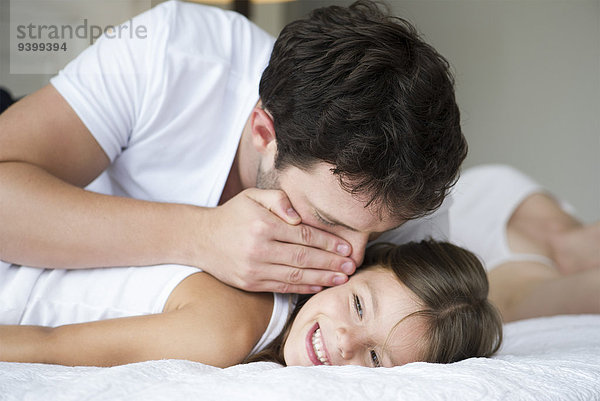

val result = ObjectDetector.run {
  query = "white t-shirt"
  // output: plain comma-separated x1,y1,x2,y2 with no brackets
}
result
49,0,451,237
51,0,275,206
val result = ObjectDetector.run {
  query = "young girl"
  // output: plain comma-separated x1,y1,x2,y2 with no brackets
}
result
0,240,502,368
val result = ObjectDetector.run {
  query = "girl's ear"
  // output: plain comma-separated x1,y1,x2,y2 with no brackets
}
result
250,105,277,156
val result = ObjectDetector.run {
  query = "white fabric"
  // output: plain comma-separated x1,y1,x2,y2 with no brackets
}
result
50,0,275,206
0,261,197,326
1,314,598,401
447,164,574,271
250,293,296,355
0,260,295,356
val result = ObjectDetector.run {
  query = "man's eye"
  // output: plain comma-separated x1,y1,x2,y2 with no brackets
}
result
313,211,336,227
370,350,381,367
353,294,363,319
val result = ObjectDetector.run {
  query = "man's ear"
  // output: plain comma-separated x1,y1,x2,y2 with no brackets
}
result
250,106,277,156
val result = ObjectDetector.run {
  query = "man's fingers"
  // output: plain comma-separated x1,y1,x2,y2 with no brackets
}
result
268,242,355,277
253,281,325,294
257,266,348,293
244,188,353,258
277,223,354,261
244,188,301,225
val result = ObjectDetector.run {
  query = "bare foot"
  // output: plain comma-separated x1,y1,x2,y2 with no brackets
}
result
550,222,600,275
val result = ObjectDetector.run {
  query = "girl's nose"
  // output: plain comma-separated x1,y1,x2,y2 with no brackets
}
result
336,326,363,361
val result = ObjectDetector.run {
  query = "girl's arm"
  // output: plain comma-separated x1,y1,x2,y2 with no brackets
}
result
0,274,273,368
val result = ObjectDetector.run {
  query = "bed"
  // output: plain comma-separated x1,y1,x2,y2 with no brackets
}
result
1,314,599,400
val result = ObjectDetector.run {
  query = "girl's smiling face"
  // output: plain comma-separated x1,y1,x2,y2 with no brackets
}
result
283,267,427,367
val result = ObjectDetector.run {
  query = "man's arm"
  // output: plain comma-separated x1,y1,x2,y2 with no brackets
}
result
0,84,205,269
0,85,353,293
0,273,272,368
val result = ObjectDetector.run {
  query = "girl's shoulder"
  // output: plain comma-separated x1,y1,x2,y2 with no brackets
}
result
165,272,274,363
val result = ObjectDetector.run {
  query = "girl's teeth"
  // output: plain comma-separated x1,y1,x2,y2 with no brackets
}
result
311,328,330,365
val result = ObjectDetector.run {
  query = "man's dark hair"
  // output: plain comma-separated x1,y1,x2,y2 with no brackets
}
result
259,0,467,220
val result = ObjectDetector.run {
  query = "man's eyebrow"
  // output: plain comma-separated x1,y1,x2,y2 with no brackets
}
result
314,207,360,232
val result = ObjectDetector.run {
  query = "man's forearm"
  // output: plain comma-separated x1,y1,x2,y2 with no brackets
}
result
0,161,203,269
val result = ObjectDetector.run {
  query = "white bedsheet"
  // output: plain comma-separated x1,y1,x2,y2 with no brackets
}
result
1,314,599,401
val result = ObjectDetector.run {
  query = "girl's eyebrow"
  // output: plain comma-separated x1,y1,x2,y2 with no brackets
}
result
365,280,399,367
364,281,379,318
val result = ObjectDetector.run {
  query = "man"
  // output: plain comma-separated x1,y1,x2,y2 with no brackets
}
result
0,0,465,294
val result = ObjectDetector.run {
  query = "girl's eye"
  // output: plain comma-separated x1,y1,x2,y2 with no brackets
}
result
353,294,363,319
370,350,381,367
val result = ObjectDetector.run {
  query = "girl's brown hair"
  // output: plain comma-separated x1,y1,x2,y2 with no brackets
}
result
244,240,503,365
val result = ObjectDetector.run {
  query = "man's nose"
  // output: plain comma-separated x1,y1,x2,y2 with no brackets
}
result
346,232,370,266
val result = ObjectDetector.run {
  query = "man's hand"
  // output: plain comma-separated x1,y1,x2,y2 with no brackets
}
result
0,85,354,292
197,188,356,294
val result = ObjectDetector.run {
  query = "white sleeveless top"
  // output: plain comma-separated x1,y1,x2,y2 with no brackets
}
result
0,261,295,356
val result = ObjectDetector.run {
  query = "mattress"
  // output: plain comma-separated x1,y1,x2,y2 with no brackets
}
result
1,314,599,401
